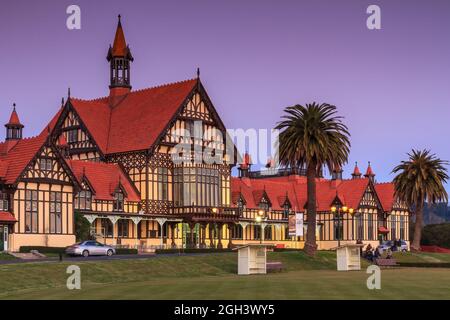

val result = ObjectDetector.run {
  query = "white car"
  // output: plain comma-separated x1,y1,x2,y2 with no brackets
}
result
66,241,116,257
379,240,408,252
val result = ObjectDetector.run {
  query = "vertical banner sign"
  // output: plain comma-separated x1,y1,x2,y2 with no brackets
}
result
295,213,304,237
289,213,304,237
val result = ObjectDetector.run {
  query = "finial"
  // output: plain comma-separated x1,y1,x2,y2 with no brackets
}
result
68,87,71,99
355,161,358,166
118,14,121,22
61,97,65,108
12,103,16,111
196,67,200,79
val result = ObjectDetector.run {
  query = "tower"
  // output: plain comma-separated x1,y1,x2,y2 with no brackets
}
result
107,15,134,94
351,162,362,179
364,161,375,182
5,103,23,140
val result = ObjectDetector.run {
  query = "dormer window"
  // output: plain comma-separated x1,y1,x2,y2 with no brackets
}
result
258,197,270,211
75,190,92,210
0,192,8,211
283,202,290,219
113,190,124,211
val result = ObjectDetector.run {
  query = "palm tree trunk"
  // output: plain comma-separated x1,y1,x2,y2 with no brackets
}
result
305,162,318,256
411,203,424,251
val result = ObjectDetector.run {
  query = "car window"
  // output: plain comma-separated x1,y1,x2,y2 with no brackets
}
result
86,241,96,246
96,242,104,246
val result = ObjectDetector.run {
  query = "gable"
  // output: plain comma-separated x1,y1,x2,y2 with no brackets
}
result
358,183,383,210
20,144,78,186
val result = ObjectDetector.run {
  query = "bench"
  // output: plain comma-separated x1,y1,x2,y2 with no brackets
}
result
375,258,398,267
266,261,284,272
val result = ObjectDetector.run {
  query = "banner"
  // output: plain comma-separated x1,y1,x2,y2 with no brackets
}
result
288,213,304,237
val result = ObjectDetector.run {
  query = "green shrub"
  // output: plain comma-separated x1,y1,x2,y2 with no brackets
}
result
398,262,450,268
155,248,233,254
19,246,66,254
421,223,450,248
115,248,138,255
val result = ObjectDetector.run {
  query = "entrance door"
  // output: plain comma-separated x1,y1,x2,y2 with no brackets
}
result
0,226,4,251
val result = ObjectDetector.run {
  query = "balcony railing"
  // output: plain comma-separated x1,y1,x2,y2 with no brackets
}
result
172,205,240,222
247,167,323,179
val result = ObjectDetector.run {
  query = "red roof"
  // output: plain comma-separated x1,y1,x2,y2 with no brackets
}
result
68,160,140,202
0,132,48,184
0,211,16,223
231,175,395,213
50,79,197,155
365,163,375,177
6,107,22,126
374,183,396,212
352,163,361,176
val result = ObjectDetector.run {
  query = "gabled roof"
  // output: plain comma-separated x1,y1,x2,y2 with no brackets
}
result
0,132,48,184
50,79,198,155
68,160,140,202
374,183,396,212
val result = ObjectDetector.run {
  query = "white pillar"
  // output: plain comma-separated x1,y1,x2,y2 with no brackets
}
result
155,218,168,249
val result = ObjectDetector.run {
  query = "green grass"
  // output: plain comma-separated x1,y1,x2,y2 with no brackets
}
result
0,253,17,261
0,251,449,300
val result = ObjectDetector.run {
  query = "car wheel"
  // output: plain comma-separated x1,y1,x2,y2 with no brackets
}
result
107,249,113,257
82,250,89,257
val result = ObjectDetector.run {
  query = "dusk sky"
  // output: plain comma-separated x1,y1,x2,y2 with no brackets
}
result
1,0,449,188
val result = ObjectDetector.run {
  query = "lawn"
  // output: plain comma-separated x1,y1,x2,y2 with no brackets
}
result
0,251,449,300
0,253,17,261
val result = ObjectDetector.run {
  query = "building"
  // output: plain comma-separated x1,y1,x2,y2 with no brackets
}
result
0,17,410,252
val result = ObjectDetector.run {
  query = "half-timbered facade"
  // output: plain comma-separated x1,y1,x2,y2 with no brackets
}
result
0,16,410,252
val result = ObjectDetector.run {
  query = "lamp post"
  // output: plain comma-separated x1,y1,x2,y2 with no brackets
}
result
255,209,266,244
331,205,354,247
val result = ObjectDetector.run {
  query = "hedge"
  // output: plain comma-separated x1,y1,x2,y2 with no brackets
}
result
155,248,233,254
421,223,450,249
115,248,138,255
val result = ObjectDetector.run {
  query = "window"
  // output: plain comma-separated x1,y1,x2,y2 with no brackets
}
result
174,167,219,207
117,219,129,238
283,203,290,219
49,192,62,234
237,197,245,216
67,129,78,143
368,214,374,240
39,158,52,171
231,224,243,239
400,216,405,240
356,213,364,240
25,190,38,233
253,225,261,240
157,167,169,201
0,192,8,211
101,219,113,238
75,190,92,210
113,191,124,211
333,216,343,240
264,225,272,240
258,197,270,211
391,216,397,240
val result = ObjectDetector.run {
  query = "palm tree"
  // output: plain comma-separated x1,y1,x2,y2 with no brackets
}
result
392,149,448,251
275,103,350,256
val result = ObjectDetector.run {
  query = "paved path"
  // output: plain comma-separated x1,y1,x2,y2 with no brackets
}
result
0,252,218,265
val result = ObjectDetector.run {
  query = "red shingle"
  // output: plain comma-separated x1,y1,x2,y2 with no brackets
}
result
68,160,140,202
52,79,197,155
374,183,396,212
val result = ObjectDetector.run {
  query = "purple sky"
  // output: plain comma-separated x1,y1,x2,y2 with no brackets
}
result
1,0,450,188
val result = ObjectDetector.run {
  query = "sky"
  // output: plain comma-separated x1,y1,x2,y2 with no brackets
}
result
1,0,449,187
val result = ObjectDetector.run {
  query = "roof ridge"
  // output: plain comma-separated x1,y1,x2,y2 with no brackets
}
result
71,78,197,103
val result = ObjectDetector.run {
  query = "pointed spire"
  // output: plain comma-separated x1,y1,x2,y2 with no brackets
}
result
108,14,132,59
197,67,200,79
67,87,71,99
365,161,375,177
61,97,65,108
6,103,22,126
352,161,362,179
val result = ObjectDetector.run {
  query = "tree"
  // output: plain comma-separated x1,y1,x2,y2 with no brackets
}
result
275,103,350,256
392,149,448,251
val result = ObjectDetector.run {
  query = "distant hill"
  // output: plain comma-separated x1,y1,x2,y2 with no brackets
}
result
423,203,450,225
